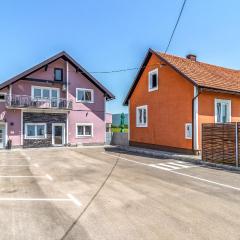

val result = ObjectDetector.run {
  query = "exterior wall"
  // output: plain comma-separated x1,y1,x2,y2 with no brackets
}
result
198,91,240,149
11,80,65,98
12,59,66,98
0,87,21,146
28,58,66,81
23,112,67,148
0,57,107,148
129,53,194,151
67,63,105,144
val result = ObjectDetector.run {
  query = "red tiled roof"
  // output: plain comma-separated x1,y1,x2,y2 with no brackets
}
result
123,49,240,105
156,51,240,92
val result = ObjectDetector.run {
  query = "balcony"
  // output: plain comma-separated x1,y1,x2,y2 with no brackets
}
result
5,94,73,110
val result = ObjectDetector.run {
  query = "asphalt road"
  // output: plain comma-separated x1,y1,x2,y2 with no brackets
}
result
0,147,240,240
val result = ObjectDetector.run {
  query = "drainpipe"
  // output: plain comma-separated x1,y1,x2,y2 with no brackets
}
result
192,87,202,155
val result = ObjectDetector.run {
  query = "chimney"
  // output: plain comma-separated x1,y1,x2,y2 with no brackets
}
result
186,54,197,61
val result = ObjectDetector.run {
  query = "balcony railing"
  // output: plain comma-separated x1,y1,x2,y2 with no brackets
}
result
5,94,73,110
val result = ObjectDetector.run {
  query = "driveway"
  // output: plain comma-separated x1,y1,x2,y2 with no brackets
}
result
0,147,240,240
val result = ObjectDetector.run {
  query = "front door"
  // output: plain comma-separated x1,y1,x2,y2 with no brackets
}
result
0,126,5,149
52,124,65,146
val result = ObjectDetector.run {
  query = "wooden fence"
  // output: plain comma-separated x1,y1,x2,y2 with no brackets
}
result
202,123,239,166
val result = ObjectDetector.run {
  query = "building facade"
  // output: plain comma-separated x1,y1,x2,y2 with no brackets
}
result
0,51,114,148
124,49,240,154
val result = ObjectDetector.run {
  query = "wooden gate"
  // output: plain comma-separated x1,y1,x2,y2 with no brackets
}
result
202,123,238,166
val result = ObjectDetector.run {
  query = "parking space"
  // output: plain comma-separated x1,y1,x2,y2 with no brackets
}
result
0,147,240,239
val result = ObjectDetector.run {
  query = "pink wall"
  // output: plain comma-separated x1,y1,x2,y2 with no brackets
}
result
12,59,66,98
0,87,21,146
28,58,66,81
67,63,105,144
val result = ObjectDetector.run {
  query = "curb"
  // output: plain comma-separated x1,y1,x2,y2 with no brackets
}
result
118,145,240,173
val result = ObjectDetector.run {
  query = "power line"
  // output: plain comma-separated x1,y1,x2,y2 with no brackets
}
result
45,64,160,74
164,0,187,53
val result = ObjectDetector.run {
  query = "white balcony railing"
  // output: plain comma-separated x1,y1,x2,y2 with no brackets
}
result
5,94,72,110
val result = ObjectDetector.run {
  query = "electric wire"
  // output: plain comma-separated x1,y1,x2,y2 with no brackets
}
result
164,0,187,53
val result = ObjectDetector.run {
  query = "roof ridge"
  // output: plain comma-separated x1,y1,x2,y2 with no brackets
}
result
156,51,240,73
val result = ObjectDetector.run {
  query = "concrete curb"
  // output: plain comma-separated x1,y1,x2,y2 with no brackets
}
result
118,145,240,173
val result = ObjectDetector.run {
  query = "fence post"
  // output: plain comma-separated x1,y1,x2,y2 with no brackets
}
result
236,122,239,168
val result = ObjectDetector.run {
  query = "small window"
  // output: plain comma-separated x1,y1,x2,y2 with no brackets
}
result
185,123,192,139
76,88,94,103
136,105,148,127
215,99,231,123
54,68,63,81
148,68,158,91
76,124,93,137
25,123,47,139
0,93,6,102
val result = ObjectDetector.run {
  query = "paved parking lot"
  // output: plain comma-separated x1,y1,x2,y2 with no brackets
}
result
0,147,240,240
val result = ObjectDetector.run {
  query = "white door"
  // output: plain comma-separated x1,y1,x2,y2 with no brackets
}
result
0,126,5,149
52,123,65,146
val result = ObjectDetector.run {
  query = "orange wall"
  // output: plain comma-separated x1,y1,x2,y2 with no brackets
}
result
129,53,194,150
198,91,240,149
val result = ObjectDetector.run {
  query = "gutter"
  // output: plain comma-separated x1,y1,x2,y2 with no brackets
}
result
192,87,202,154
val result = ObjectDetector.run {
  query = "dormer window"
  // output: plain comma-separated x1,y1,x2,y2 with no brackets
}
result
54,68,63,81
148,68,158,92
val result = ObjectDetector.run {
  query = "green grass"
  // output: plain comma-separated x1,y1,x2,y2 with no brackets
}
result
111,128,128,133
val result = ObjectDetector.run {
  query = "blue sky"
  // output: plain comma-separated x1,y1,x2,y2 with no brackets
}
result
0,0,240,113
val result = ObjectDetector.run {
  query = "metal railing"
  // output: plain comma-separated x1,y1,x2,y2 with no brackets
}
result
5,94,72,110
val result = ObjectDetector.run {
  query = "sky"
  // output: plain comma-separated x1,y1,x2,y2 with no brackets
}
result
0,0,240,114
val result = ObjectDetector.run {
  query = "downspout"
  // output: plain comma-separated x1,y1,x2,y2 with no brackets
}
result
192,87,202,154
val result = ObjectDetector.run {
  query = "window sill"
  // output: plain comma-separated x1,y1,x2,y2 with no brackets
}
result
76,100,94,104
136,125,148,128
76,135,93,138
148,87,158,92
24,137,47,140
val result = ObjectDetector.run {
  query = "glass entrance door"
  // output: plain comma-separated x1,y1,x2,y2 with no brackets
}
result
52,124,65,146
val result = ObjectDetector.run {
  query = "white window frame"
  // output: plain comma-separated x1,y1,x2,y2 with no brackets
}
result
0,92,6,102
76,123,93,137
148,68,158,92
76,88,94,103
214,99,231,123
136,105,148,127
24,123,47,139
31,86,60,100
185,123,192,139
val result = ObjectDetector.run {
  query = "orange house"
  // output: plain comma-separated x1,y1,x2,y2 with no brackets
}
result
123,49,240,154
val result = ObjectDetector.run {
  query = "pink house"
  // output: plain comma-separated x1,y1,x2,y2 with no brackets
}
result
0,51,114,149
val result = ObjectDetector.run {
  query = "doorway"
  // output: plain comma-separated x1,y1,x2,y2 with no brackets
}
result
52,123,65,146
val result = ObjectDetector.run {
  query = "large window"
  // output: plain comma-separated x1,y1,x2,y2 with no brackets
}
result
136,105,148,127
25,123,47,139
148,68,158,92
215,99,231,123
76,124,93,137
54,68,63,81
32,86,59,107
76,88,94,103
